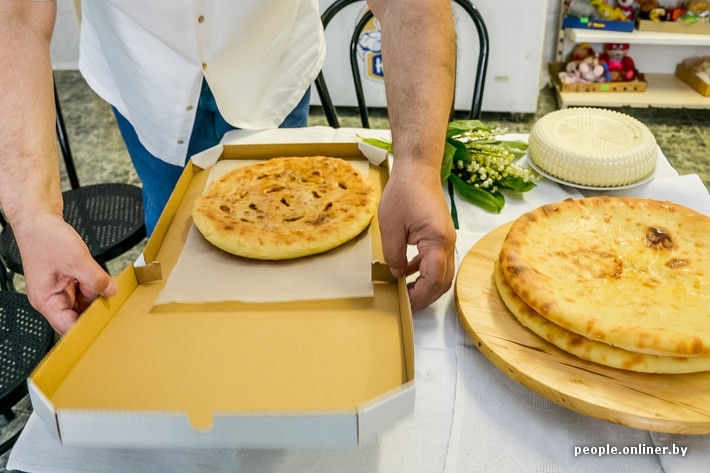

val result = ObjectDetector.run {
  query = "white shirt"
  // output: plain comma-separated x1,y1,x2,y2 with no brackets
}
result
78,0,326,166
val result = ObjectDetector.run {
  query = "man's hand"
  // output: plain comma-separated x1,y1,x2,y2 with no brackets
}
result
378,162,456,311
15,214,118,334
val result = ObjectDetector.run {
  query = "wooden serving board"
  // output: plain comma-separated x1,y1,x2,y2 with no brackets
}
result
455,222,710,434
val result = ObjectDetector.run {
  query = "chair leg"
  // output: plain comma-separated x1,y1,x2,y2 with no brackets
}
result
54,79,81,190
0,260,13,292
2,408,15,422
0,429,22,455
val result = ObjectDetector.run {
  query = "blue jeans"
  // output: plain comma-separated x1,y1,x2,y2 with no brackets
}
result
113,80,311,235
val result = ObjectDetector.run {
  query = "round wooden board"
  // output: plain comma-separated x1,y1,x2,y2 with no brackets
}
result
455,222,710,434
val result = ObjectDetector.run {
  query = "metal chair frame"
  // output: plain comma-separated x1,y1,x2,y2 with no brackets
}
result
315,0,490,128
0,288,55,454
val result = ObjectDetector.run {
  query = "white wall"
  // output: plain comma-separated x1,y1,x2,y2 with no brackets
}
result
50,1,567,98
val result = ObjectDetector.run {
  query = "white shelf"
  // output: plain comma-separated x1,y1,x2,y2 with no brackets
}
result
554,73,710,109
565,27,710,46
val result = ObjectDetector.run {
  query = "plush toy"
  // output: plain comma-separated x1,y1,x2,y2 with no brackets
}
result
590,0,628,20
599,43,637,81
577,55,606,82
569,42,596,62
566,0,602,19
617,0,635,20
563,44,605,83
636,0,666,20
684,0,710,22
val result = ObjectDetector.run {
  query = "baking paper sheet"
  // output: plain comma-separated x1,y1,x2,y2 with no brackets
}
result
154,159,375,305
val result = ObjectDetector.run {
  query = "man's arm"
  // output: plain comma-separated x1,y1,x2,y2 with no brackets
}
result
0,0,116,333
366,0,457,310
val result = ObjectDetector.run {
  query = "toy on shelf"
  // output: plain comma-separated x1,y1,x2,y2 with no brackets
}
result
557,42,642,87
566,0,602,19
599,43,637,82
683,1,710,23
565,0,630,21
563,0,635,31
635,0,710,33
636,0,666,20
617,0,635,20
593,0,628,20
561,43,605,83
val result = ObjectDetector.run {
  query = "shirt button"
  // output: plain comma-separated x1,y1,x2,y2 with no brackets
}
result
186,105,194,111
202,62,207,70
198,15,205,23
177,140,185,145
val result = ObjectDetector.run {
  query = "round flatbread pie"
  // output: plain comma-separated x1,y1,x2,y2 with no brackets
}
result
499,196,710,357
192,156,378,260
494,260,710,373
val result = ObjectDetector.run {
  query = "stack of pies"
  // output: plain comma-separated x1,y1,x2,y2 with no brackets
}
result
496,196,710,373
192,156,378,260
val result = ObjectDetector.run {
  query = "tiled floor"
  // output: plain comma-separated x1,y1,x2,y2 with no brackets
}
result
2,70,710,471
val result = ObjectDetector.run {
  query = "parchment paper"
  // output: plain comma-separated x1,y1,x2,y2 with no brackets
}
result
154,159,375,305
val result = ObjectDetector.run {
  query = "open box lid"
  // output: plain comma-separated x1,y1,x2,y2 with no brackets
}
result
28,142,414,449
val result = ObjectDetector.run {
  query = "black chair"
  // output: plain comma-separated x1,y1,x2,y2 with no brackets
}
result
0,283,55,454
315,0,490,128
0,80,146,289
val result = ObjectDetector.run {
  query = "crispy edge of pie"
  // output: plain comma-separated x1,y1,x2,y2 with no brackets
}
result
499,196,710,357
494,260,710,374
191,156,378,260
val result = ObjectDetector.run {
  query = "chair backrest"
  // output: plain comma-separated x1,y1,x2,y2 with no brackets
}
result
314,0,489,128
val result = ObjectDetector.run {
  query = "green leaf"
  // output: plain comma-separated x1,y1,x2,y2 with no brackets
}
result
446,120,490,138
441,139,470,181
499,140,529,159
357,136,392,152
498,174,537,193
448,174,504,213
441,141,456,181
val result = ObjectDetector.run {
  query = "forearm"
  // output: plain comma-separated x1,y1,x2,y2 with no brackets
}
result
368,0,456,174
0,0,63,237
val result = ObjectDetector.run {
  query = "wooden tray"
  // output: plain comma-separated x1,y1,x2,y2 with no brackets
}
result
549,62,647,93
455,222,710,434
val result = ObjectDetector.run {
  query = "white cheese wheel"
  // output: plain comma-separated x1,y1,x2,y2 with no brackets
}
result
528,108,657,187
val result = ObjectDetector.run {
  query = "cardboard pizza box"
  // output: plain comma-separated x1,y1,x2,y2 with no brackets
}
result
28,142,414,449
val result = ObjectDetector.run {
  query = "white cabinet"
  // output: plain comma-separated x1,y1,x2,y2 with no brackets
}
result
554,20,710,109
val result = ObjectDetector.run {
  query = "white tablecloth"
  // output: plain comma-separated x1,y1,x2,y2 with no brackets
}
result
9,127,710,473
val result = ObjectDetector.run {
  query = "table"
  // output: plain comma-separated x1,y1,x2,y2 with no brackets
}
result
8,127,710,473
